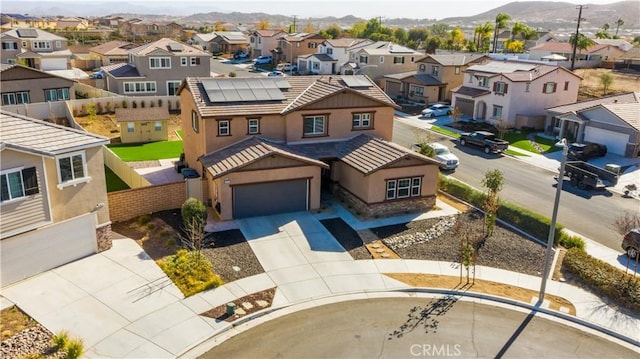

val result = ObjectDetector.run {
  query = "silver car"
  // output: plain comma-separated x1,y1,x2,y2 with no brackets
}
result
412,142,459,170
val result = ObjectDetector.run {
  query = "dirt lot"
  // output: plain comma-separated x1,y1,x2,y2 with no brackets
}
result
75,113,182,142
577,68,640,100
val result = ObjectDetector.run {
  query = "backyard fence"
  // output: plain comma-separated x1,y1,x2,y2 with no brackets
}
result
102,147,152,189
107,181,186,222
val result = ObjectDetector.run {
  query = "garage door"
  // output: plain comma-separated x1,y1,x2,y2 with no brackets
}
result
454,97,474,117
1,214,97,286
40,58,68,71
233,179,309,218
584,127,629,156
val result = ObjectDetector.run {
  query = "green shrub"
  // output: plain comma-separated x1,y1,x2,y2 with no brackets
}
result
438,175,485,207
558,232,586,250
137,214,151,225
157,249,223,297
52,331,69,350
229,71,237,77
563,248,640,312
181,197,207,232
65,338,84,359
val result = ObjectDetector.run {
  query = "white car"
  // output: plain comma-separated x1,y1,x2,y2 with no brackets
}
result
421,104,452,118
277,63,298,72
412,142,459,170
267,71,286,77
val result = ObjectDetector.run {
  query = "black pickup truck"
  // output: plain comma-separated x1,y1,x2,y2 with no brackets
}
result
459,131,510,154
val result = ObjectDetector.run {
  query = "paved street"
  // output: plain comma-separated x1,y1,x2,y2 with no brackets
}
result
201,297,639,358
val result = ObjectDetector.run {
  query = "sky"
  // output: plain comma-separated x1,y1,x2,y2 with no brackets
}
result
12,0,629,20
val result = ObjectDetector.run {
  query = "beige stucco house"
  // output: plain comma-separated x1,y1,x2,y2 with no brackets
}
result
89,40,136,66
249,29,286,58
0,28,71,71
178,75,440,220
116,107,170,143
273,32,327,65
0,111,111,286
340,42,425,84
1,63,76,105
452,60,582,129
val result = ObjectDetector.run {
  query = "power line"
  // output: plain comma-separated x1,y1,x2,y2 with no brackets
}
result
570,5,587,71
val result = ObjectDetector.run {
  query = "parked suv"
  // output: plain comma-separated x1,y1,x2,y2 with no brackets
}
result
253,55,273,65
567,142,607,161
622,228,640,259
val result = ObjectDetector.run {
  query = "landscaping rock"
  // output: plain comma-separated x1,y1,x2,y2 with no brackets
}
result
0,325,62,359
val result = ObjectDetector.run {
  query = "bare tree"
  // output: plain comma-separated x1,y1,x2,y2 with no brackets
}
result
481,169,505,237
612,210,640,235
450,107,463,124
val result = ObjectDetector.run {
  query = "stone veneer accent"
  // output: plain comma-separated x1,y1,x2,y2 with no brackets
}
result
96,223,112,252
337,186,436,218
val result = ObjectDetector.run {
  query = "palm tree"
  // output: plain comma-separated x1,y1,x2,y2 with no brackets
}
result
615,18,624,37
492,13,511,53
570,33,596,60
477,22,494,52
511,22,526,41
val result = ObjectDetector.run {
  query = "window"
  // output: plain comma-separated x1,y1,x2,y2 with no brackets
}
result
410,56,415,63
525,82,531,92
468,75,473,83
359,55,368,64
312,62,320,70
181,57,187,66
478,76,489,87
247,118,260,134
393,56,405,64
431,66,439,76
1,167,38,203
55,40,61,48
218,120,230,136
564,81,569,91
155,121,162,131
494,81,508,95
419,64,426,72
190,57,201,66
543,82,557,94
326,48,333,55
258,37,261,44
2,91,29,105
32,41,51,49
308,42,317,48
352,113,372,129
386,177,421,200
167,81,181,96
127,122,135,133
493,105,503,119
455,66,460,75
149,57,171,69
379,56,384,63
303,115,326,136
56,152,88,187
409,84,424,97
2,42,18,50
123,81,156,94
21,41,27,47
191,110,199,133
44,88,69,102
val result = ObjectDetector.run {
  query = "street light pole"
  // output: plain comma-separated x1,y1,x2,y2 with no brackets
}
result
538,138,568,304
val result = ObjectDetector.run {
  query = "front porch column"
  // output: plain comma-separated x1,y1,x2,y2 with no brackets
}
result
558,117,567,140
576,121,586,142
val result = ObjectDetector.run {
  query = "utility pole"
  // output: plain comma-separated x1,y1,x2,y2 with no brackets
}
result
291,15,297,34
570,5,587,71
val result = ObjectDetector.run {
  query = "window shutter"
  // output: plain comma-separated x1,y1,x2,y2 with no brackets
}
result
553,83,557,93
504,83,508,94
22,167,39,195
493,82,497,91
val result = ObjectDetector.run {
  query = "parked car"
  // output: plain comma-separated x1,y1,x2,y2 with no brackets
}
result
421,104,452,118
267,71,286,77
234,50,249,59
567,142,607,161
412,142,459,171
89,70,104,79
622,228,640,259
277,63,297,72
253,55,273,65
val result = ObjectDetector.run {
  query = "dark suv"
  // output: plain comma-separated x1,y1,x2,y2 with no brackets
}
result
567,142,607,161
622,228,640,259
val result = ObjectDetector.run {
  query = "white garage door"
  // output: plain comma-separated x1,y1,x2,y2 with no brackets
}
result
41,58,68,71
1,214,97,286
584,127,629,156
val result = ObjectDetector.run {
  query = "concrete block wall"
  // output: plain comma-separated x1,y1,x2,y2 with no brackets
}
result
107,181,186,222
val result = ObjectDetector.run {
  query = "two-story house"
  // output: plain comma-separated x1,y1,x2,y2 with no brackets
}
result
89,40,136,66
382,53,488,104
249,29,286,58
274,32,327,65
452,60,582,129
0,63,76,105
1,28,71,71
298,38,374,75
178,75,440,220
0,111,111,286
340,42,425,84
101,38,211,96
208,31,250,56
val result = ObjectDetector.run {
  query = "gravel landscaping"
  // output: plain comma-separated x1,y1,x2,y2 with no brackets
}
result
202,229,265,283
369,210,549,277
0,325,62,359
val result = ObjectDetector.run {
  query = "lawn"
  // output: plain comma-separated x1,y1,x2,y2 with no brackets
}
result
502,132,562,154
107,141,183,161
430,125,460,138
105,165,130,192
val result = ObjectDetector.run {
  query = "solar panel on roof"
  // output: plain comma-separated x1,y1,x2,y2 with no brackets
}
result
16,29,38,38
342,76,372,88
167,43,184,52
201,78,289,103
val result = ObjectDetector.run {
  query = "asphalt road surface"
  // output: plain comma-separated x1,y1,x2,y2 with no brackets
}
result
393,120,637,251
201,298,636,358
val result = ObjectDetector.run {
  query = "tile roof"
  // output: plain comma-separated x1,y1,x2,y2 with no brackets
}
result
115,107,169,122
619,46,640,60
102,63,142,78
0,111,108,156
0,63,76,82
452,86,491,98
3,28,66,41
89,40,134,56
253,29,286,38
529,42,609,53
359,41,423,56
199,136,329,178
306,53,337,62
601,103,640,131
466,60,579,82
546,92,640,114
419,53,487,66
323,38,372,48
383,71,443,86
184,75,398,118
129,38,208,56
